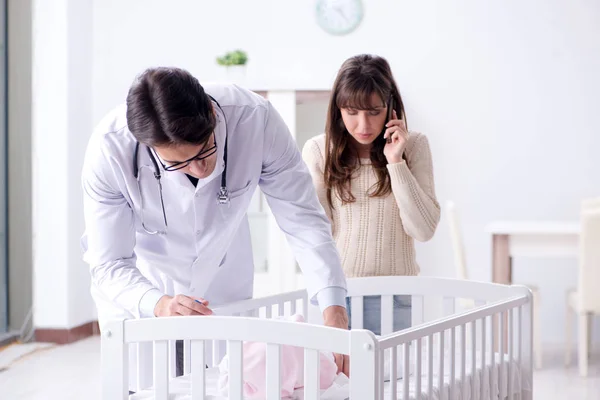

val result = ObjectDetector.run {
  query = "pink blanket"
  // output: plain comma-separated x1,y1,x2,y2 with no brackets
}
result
218,314,339,398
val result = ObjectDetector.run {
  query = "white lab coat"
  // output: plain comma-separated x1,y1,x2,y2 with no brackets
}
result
81,83,347,332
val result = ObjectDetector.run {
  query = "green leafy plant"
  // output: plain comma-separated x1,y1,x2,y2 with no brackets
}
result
216,50,248,66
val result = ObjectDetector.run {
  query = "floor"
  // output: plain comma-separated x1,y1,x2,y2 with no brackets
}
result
0,336,598,399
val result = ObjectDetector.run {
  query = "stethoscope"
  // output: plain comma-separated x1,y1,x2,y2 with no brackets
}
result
132,95,229,235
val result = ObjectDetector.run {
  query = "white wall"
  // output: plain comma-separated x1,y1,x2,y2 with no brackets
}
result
33,0,600,342
31,0,96,330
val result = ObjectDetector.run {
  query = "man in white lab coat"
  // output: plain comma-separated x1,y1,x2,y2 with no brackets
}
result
81,67,349,379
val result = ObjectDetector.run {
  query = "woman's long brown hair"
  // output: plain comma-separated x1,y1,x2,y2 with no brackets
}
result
324,54,408,207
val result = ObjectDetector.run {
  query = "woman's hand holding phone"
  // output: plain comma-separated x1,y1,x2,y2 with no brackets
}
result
383,110,409,164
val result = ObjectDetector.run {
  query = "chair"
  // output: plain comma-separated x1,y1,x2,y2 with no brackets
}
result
565,197,600,377
446,201,543,369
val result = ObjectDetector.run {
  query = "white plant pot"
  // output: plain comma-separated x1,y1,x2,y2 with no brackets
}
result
225,65,246,85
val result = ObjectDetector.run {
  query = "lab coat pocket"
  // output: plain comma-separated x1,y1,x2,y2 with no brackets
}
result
228,179,252,199
219,180,253,221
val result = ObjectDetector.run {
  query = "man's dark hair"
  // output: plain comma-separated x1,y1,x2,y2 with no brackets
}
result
126,67,216,147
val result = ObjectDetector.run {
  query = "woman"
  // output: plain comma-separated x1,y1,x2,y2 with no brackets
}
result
302,54,441,335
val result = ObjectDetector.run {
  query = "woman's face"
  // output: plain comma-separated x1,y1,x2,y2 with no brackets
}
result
340,93,388,147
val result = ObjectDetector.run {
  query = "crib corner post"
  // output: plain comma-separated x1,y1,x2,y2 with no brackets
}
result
513,285,534,397
523,297,534,398
350,329,378,400
101,319,128,400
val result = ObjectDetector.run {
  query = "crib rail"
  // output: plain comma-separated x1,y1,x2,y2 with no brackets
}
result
103,316,377,400
346,277,533,335
212,289,308,318
378,295,528,347
374,288,533,400
128,289,309,391
346,276,524,308
105,277,534,400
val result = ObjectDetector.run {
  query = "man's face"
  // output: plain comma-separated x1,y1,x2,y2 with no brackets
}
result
153,133,218,179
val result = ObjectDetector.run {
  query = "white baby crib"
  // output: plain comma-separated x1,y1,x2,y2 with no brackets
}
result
101,276,533,399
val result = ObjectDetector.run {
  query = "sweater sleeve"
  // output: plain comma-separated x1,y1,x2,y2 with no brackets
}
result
301,138,335,234
387,133,440,241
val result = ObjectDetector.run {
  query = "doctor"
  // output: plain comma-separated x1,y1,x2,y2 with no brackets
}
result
81,67,349,377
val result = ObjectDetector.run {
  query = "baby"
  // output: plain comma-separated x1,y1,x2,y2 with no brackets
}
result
217,314,339,398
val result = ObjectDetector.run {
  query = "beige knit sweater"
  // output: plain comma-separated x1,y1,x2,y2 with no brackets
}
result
302,132,440,278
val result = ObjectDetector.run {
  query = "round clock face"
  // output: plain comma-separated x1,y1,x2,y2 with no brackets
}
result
315,0,364,36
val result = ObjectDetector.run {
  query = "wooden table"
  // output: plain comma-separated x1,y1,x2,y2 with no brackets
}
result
486,221,580,353
487,221,580,285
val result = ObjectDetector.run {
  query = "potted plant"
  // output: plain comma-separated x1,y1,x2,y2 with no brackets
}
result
216,49,248,84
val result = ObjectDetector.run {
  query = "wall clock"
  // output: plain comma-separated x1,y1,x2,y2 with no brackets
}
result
315,0,364,36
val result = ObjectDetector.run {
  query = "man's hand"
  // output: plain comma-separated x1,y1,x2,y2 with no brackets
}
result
154,294,213,317
323,305,350,377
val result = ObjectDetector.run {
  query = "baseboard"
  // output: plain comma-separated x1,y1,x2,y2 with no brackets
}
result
34,321,99,345
0,331,20,348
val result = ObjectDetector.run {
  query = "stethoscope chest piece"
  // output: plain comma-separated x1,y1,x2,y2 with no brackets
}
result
217,187,230,207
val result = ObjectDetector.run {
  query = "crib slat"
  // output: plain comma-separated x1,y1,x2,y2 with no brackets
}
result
212,340,222,367
184,339,191,375
450,327,456,399
278,302,285,316
471,321,476,400
481,317,487,399
304,349,320,400
351,296,364,329
191,340,205,400
381,295,394,335
403,343,410,400
302,297,309,321
490,315,496,399
290,299,297,315
518,306,523,390
412,295,424,326
438,331,445,400
461,324,467,397
266,344,281,400
416,338,422,400
508,308,514,399
266,305,272,319
428,334,433,398
154,340,169,400
169,340,177,378
500,312,506,398
390,347,397,399
228,341,243,400
379,346,385,399
136,341,153,390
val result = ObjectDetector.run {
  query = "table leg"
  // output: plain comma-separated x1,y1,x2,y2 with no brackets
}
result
492,234,511,284
492,234,512,353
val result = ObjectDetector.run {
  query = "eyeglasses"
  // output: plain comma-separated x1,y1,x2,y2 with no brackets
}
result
154,137,218,172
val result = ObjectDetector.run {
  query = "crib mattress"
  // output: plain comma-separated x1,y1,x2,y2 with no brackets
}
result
129,352,525,400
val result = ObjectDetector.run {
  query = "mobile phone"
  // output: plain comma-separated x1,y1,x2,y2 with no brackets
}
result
383,97,395,143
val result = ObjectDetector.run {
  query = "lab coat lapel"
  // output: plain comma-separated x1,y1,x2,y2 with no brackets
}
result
177,105,228,295
162,170,195,194
191,103,226,192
